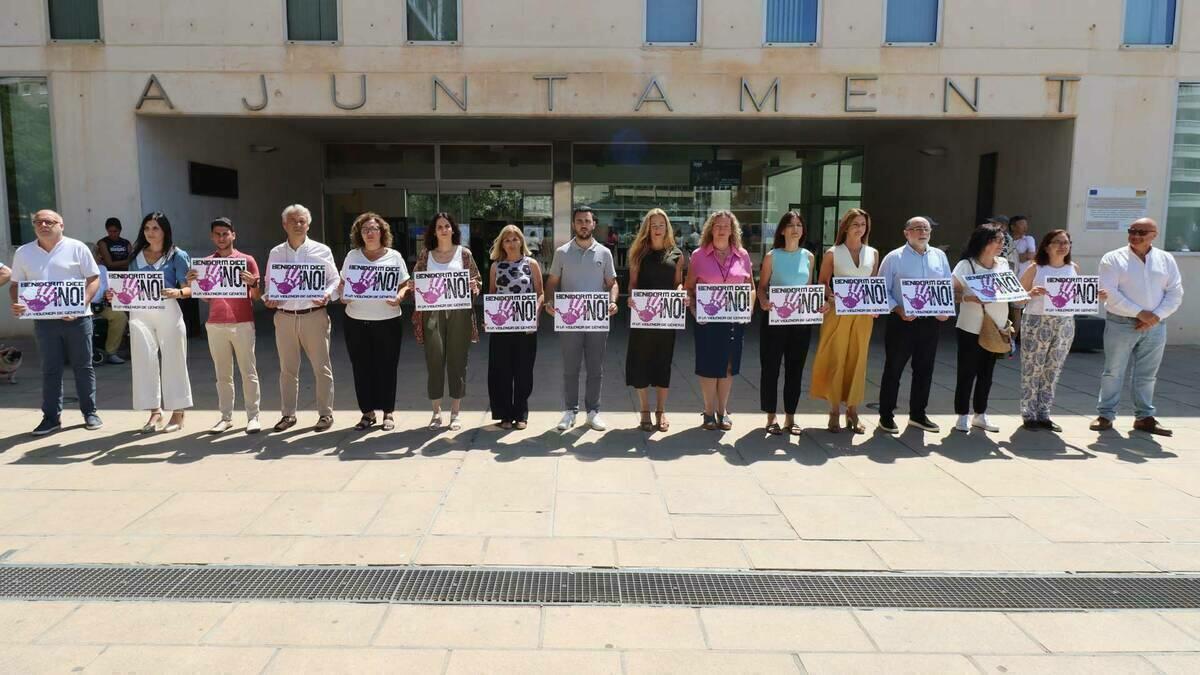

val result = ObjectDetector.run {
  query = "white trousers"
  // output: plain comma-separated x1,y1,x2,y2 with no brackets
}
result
130,298,193,411
206,321,260,420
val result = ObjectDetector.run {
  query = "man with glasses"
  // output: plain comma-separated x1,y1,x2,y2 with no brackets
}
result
1091,218,1183,436
876,217,952,434
9,210,103,435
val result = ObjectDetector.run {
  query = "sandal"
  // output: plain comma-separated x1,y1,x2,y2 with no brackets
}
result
766,421,783,436
719,413,733,431
826,414,841,434
354,414,377,431
846,415,866,435
514,420,528,430
141,412,163,434
449,414,462,431
381,414,395,431
702,414,718,431
639,410,654,432
273,415,297,432
428,412,442,430
497,420,513,430
656,410,669,433
785,416,802,436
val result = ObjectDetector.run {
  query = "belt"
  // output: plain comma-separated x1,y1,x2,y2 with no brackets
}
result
276,307,323,316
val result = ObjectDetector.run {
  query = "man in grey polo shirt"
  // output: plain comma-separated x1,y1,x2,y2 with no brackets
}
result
545,206,619,431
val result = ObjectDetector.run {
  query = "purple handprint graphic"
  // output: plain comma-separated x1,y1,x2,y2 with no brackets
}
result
904,283,933,310
1048,282,1077,309
23,285,57,313
635,295,663,322
349,269,377,296
115,278,138,306
486,298,512,326
196,264,221,292
974,275,998,301
835,280,864,309
273,267,302,295
560,297,585,325
697,288,727,317
417,277,446,304
774,290,802,318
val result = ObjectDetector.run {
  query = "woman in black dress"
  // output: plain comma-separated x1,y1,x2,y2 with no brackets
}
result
625,208,685,432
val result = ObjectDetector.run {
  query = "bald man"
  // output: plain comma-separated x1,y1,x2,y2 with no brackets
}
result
1092,218,1183,436
9,209,103,436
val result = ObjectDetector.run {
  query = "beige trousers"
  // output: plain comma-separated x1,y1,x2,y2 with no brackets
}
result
98,305,126,355
206,321,260,420
273,309,334,418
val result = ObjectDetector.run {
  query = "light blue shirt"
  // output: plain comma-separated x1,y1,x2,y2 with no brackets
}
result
878,243,952,311
130,248,191,288
766,247,813,287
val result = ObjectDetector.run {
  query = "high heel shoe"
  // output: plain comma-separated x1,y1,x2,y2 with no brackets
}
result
162,413,184,433
141,413,163,434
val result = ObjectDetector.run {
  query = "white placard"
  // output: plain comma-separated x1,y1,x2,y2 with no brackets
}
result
108,271,165,311
768,285,826,325
963,271,1030,303
413,270,473,311
900,278,956,317
484,293,539,332
831,277,889,315
630,290,688,330
266,262,329,301
18,280,88,319
694,283,753,324
553,292,611,332
342,264,407,301
1042,276,1101,316
190,257,248,299
1085,187,1149,232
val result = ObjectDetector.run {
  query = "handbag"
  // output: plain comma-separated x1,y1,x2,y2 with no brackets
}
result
968,259,1013,354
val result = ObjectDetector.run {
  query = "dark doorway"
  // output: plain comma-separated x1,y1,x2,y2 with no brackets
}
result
975,152,998,225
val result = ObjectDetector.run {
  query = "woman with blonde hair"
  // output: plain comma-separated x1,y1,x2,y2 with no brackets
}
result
487,224,544,430
810,208,880,433
340,212,409,431
625,208,685,432
685,210,755,431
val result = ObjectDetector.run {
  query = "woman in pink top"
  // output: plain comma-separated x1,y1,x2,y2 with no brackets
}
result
685,210,755,431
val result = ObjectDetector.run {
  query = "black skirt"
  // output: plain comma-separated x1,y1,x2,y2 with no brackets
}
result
625,327,676,388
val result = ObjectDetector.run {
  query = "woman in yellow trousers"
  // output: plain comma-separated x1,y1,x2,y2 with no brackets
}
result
811,208,879,433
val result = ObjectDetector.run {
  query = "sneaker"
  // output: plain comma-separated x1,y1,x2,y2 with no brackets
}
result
105,353,125,365
587,411,607,431
1022,418,1041,431
556,410,577,431
1038,418,1062,433
907,415,940,433
972,413,999,433
32,417,61,436
877,415,899,434
208,419,233,434
245,416,262,434
953,414,970,433
84,414,103,431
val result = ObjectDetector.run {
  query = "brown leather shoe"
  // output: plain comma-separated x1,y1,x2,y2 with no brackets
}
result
1089,416,1113,431
1133,416,1173,437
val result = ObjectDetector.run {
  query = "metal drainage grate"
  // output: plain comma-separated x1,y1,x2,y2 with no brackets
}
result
2,565,1200,610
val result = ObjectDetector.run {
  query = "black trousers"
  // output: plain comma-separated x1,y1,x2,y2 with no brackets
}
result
955,327,998,415
878,314,941,419
759,319,812,415
488,331,538,422
343,315,403,414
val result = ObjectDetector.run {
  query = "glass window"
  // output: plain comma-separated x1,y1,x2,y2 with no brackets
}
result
1166,83,1200,252
1,78,57,246
325,144,435,180
1124,0,1176,46
47,0,101,41
885,0,939,44
646,0,699,44
407,0,460,42
439,145,551,181
765,0,819,45
286,0,339,42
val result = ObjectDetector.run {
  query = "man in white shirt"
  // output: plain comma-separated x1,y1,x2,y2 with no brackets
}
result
8,209,103,436
1091,218,1183,436
264,204,340,432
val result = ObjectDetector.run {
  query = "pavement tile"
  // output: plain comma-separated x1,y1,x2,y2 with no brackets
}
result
1067,478,1200,518
243,492,387,536
999,542,1157,572
670,514,797,540
0,491,171,535
205,603,387,646
648,453,746,477
267,648,446,674
7,535,163,564
1009,611,1200,652
903,516,1048,543
142,535,296,565
700,608,873,651
123,492,280,535
483,537,616,567
554,493,673,538
856,611,1042,653
861,477,1005,518
362,492,444,535
774,496,919,541
616,539,748,569
374,605,540,649
278,536,418,565
658,475,778,515
543,607,706,649
443,475,556,512
447,650,622,675
801,653,978,675
412,536,486,565
625,651,801,674
85,645,275,674
0,602,77,644
932,461,1079,497
1148,654,1200,674
1160,610,1200,639
1140,518,1200,542
741,540,885,570
38,602,231,645
557,459,657,493
971,654,1158,674
1123,543,1200,571
431,509,553,537
748,461,872,496
341,460,460,492
869,541,1017,571
0,645,103,672
992,497,1167,543
232,460,363,492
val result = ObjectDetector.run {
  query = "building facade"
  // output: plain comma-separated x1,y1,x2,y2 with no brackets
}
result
1,0,1198,340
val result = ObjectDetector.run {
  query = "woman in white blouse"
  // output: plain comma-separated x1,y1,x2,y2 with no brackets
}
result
951,224,1011,434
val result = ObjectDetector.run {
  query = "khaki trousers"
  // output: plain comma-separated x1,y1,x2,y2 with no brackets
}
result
274,309,334,417
206,321,260,421
98,305,126,355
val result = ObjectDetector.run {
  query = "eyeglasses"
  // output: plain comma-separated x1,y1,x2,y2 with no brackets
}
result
361,226,382,233
33,218,61,226
1127,228,1153,237
906,226,931,233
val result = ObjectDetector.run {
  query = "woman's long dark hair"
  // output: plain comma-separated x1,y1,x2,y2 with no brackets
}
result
959,223,1002,262
772,211,805,250
423,212,460,253
132,211,175,260
1034,229,1072,266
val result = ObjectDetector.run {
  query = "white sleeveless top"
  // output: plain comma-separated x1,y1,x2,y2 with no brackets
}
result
427,245,464,272
1025,263,1075,316
831,244,877,277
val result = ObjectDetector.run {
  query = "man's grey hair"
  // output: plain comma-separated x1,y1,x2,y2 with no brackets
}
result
906,216,932,229
281,204,311,222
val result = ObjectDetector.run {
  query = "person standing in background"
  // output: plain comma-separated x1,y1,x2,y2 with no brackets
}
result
96,217,132,272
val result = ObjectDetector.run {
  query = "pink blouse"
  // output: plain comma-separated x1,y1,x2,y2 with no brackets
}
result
690,244,753,284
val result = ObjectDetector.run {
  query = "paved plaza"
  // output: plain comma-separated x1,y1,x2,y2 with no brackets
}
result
2,315,1200,671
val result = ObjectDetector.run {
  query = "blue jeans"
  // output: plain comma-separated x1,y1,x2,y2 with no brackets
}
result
33,316,98,421
1097,314,1166,421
